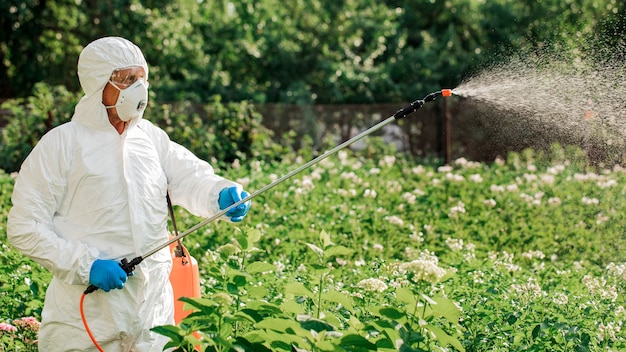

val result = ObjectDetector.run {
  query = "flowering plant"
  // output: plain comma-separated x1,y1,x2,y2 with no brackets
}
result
0,317,40,351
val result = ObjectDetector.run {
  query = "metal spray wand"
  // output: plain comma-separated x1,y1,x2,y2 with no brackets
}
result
84,88,453,294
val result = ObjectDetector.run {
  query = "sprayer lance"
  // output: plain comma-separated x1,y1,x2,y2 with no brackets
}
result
83,89,452,295
393,89,451,119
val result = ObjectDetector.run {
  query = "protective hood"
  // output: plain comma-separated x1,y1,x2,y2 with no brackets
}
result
73,37,149,131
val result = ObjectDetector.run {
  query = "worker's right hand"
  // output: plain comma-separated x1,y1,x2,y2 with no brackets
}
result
89,259,128,292
218,186,251,222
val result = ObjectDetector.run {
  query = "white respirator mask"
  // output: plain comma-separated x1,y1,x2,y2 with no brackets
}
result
105,79,149,122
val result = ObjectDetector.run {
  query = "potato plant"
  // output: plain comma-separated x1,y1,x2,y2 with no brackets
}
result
1,143,625,351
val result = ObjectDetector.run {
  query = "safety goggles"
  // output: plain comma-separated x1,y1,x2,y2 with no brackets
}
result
109,66,147,89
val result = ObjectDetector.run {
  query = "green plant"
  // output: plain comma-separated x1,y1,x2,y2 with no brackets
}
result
0,83,77,172
1,144,625,350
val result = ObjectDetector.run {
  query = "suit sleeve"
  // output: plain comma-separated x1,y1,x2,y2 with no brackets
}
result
140,121,239,219
7,128,100,286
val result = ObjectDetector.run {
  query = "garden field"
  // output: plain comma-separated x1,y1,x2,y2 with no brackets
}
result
1,142,625,351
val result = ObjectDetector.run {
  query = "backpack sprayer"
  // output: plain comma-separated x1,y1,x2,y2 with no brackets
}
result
80,88,453,350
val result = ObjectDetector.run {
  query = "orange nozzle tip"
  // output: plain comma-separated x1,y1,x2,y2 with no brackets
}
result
441,89,452,97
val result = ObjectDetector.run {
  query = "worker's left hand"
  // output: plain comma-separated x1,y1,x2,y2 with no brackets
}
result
218,186,251,222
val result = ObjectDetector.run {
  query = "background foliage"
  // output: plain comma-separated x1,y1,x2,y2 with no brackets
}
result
1,0,624,102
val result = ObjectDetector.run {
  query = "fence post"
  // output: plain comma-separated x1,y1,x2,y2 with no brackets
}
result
443,97,451,164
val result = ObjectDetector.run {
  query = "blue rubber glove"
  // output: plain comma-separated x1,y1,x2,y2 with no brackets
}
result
218,186,251,222
89,259,128,292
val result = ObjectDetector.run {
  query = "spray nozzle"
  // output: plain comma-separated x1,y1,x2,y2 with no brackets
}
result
393,88,453,119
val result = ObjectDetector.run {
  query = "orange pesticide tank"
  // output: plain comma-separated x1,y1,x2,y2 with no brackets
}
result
169,241,201,324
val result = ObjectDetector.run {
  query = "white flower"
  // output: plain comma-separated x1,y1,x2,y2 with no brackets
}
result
446,173,465,182
469,174,483,183
446,238,464,251
386,215,405,226
596,213,609,224
583,275,618,302
357,278,388,293
449,201,466,217
364,189,377,198
483,199,497,207
598,322,621,342
540,174,555,184
300,176,315,189
597,179,617,188
582,196,599,205
552,292,569,305
412,165,426,174
402,192,416,204
470,270,485,284
548,197,562,205
606,262,626,280
506,184,519,192
398,255,447,284
510,278,546,301
236,176,251,187
379,155,396,168
521,250,545,260
490,184,505,192
523,173,538,182
454,157,469,167
438,165,453,173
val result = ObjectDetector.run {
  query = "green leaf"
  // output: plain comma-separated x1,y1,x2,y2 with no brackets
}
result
424,324,466,352
395,287,417,306
340,334,378,350
371,306,405,320
321,290,355,311
320,230,334,248
306,243,325,256
234,309,262,323
324,245,354,257
247,227,262,244
298,315,337,332
284,282,315,300
255,317,303,334
179,297,217,311
431,296,461,324
217,243,241,256
151,325,185,340
246,301,285,315
246,261,276,274
237,233,249,251
281,300,306,315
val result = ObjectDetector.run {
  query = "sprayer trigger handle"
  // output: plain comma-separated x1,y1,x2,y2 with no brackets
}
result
120,256,143,276
84,284,98,294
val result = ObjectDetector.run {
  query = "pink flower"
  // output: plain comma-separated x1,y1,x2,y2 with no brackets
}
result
0,322,18,333
12,317,41,332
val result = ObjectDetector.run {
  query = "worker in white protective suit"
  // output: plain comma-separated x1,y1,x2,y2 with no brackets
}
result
7,36,251,351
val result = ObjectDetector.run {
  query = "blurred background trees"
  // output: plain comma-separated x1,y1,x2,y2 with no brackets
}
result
1,0,624,172
2,0,623,102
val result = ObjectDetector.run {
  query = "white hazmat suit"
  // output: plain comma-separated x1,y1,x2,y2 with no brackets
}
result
7,37,239,351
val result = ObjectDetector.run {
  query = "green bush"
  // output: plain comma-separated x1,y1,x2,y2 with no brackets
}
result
147,96,293,169
0,83,78,173
0,84,291,173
